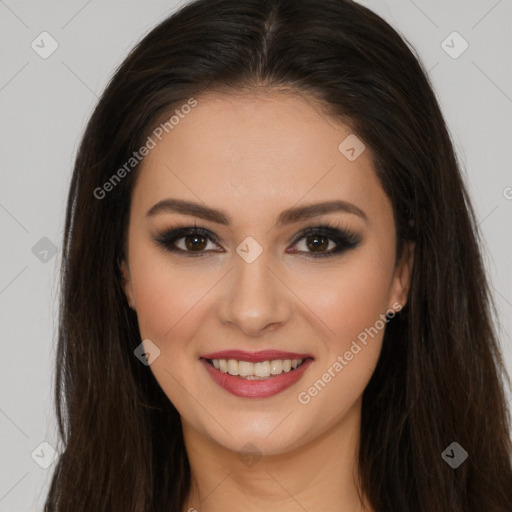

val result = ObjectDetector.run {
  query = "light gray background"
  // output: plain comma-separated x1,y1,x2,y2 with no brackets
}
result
0,1,511,510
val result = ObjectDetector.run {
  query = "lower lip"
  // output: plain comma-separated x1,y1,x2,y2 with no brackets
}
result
200,358,314,398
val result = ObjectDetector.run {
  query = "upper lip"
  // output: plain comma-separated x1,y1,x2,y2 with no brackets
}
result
200,349,314,363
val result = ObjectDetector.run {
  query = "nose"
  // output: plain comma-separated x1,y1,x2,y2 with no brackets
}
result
218,248,294,337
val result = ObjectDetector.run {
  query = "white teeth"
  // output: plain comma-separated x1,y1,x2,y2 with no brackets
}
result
254,361,270,377
227,359,238,376
270,359,283,374
238,360,253,377
209,358,304,379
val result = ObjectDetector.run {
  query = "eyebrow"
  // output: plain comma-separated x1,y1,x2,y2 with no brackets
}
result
146,198,368,226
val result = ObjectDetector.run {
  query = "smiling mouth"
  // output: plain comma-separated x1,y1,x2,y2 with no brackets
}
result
203,357,312,380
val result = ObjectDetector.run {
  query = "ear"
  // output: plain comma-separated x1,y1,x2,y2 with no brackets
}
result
119,259,136,311
388,241,414,311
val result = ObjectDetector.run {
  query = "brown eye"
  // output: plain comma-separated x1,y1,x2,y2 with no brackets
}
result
290,225,361,258
304,234,331,253
155,223,361,259
183,233,208,251
154,226,220,256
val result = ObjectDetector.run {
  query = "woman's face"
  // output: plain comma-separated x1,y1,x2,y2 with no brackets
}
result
121,91,413,456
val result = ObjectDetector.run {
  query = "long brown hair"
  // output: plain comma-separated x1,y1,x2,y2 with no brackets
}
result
44,0,512,510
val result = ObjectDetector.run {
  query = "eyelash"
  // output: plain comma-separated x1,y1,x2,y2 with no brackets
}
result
153,220,361,259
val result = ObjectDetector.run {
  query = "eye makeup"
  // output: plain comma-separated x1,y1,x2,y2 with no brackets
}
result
153,219,362,259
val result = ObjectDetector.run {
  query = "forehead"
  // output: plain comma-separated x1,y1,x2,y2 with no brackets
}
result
130,91,391,228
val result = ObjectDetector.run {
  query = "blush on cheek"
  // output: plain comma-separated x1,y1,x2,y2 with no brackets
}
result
131,262,206,338
302,274,391,347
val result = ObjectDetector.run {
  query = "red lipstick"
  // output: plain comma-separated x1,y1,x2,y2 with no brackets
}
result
200,349,312,363
199,350,314,398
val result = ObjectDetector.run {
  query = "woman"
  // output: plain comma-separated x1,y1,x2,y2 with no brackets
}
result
44,0,512,511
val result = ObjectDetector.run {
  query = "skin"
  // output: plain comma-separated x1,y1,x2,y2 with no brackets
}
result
121,90,414,512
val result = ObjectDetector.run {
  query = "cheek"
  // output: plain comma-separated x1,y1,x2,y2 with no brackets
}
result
130,250,214,345
129,254,213,416
291,252,394,409
291,251,394,348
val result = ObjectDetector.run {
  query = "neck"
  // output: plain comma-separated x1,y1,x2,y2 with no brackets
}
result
181,397,373,512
